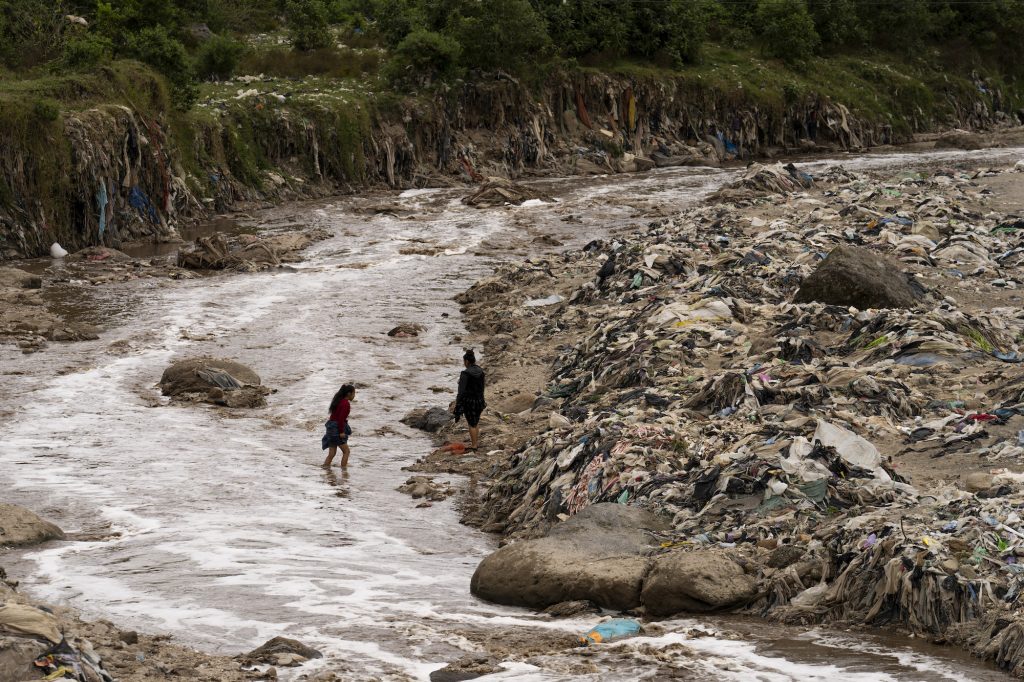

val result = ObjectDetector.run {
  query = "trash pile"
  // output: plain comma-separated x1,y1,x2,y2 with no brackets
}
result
462,178,553,208
176,228,330,271
0,600,113,681
462,160,1024,671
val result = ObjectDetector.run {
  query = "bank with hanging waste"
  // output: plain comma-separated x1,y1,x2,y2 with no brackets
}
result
1,56,1022,260
453,157,1024,676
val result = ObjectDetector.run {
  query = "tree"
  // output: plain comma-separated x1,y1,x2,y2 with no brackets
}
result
285,0,332,51
807,0,862,48
755,0,820,65
451,0,551,72
385,28,461,85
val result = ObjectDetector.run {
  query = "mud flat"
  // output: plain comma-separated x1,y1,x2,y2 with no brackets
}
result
428,155,1024,675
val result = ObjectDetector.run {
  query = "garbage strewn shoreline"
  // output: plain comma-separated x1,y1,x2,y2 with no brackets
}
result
452,155,1024,675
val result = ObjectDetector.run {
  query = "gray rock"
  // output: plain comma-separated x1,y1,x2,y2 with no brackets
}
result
641,550,758,616
794,245,922,309
0,504,65,547
470,503,670,611
0,635,46,682
401,407,452,432
542,600,600,618
240,637,322,665
159,358,261,397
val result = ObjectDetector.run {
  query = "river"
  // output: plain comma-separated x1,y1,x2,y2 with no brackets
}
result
2,148,1022,681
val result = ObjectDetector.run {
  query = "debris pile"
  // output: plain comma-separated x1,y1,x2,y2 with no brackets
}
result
177,228,330,271
462,179,553,208
462,160,1024,672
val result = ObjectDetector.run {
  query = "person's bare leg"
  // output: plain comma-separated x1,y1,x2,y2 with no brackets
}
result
339,443,351,468
469,426,480,450
323,446,336,468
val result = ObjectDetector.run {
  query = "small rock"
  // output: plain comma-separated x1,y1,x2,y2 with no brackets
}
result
119,630,139,645
387,324,424,338
401,407,452,432
964,472,994,493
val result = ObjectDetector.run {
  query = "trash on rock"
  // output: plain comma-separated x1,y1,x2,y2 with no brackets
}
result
159,357,270,408
177,228,330,271
461,178,554,209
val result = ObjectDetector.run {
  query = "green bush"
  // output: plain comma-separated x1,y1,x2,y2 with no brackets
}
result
195,34,245,80
124,26,197,108
285,0,333,51
63,33,114,68
755,0,820,66
385,28,461,85
451,0,551,72
31,98,61,123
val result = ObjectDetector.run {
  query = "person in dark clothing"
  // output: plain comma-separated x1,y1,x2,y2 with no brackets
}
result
322,384,355,468
453,349,486,451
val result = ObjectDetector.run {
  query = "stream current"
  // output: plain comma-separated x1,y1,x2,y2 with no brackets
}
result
3,149,1023,681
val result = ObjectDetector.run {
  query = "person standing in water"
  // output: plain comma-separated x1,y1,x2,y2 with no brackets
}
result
322,384,355,468
453,349,486,451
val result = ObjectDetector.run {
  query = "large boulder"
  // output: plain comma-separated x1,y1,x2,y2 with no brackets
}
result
641,550,758,616
470,503,669,611
160,358,268,408
794,245,922,309
0,504,64,547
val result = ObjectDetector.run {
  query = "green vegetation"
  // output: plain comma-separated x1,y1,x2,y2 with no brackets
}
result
2,1,1021,100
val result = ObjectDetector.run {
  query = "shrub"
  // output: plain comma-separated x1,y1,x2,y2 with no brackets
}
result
385,28,461,85
63,32,114,68
285,0,333,51
195,34,245,80
31,98,61,123
124,26,197,109
755,0,820,66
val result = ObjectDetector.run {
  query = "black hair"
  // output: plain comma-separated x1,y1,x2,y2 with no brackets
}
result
329,384,355,412
463,349,476,365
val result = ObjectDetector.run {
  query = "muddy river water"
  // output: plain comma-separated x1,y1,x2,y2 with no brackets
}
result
3,148,1023,681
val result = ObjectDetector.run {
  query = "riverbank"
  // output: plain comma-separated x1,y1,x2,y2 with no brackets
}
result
427,151,1024,675
3,50,1023,262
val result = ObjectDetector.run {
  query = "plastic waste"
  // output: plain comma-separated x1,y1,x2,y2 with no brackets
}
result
813,420,885,478
525,295,564,307
579,618,641,645
50,242,68,258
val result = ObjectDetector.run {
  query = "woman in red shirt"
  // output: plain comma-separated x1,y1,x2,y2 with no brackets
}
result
322,384,355,468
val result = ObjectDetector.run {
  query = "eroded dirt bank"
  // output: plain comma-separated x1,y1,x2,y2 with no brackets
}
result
3,65,1023,261
417,154,1024,675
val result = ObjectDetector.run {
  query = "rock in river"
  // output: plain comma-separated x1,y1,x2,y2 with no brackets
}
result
470,503,669,611
641,549,758,615
401,407,452,432
794,245,923,309
0,503,65,547
160,357,270,407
